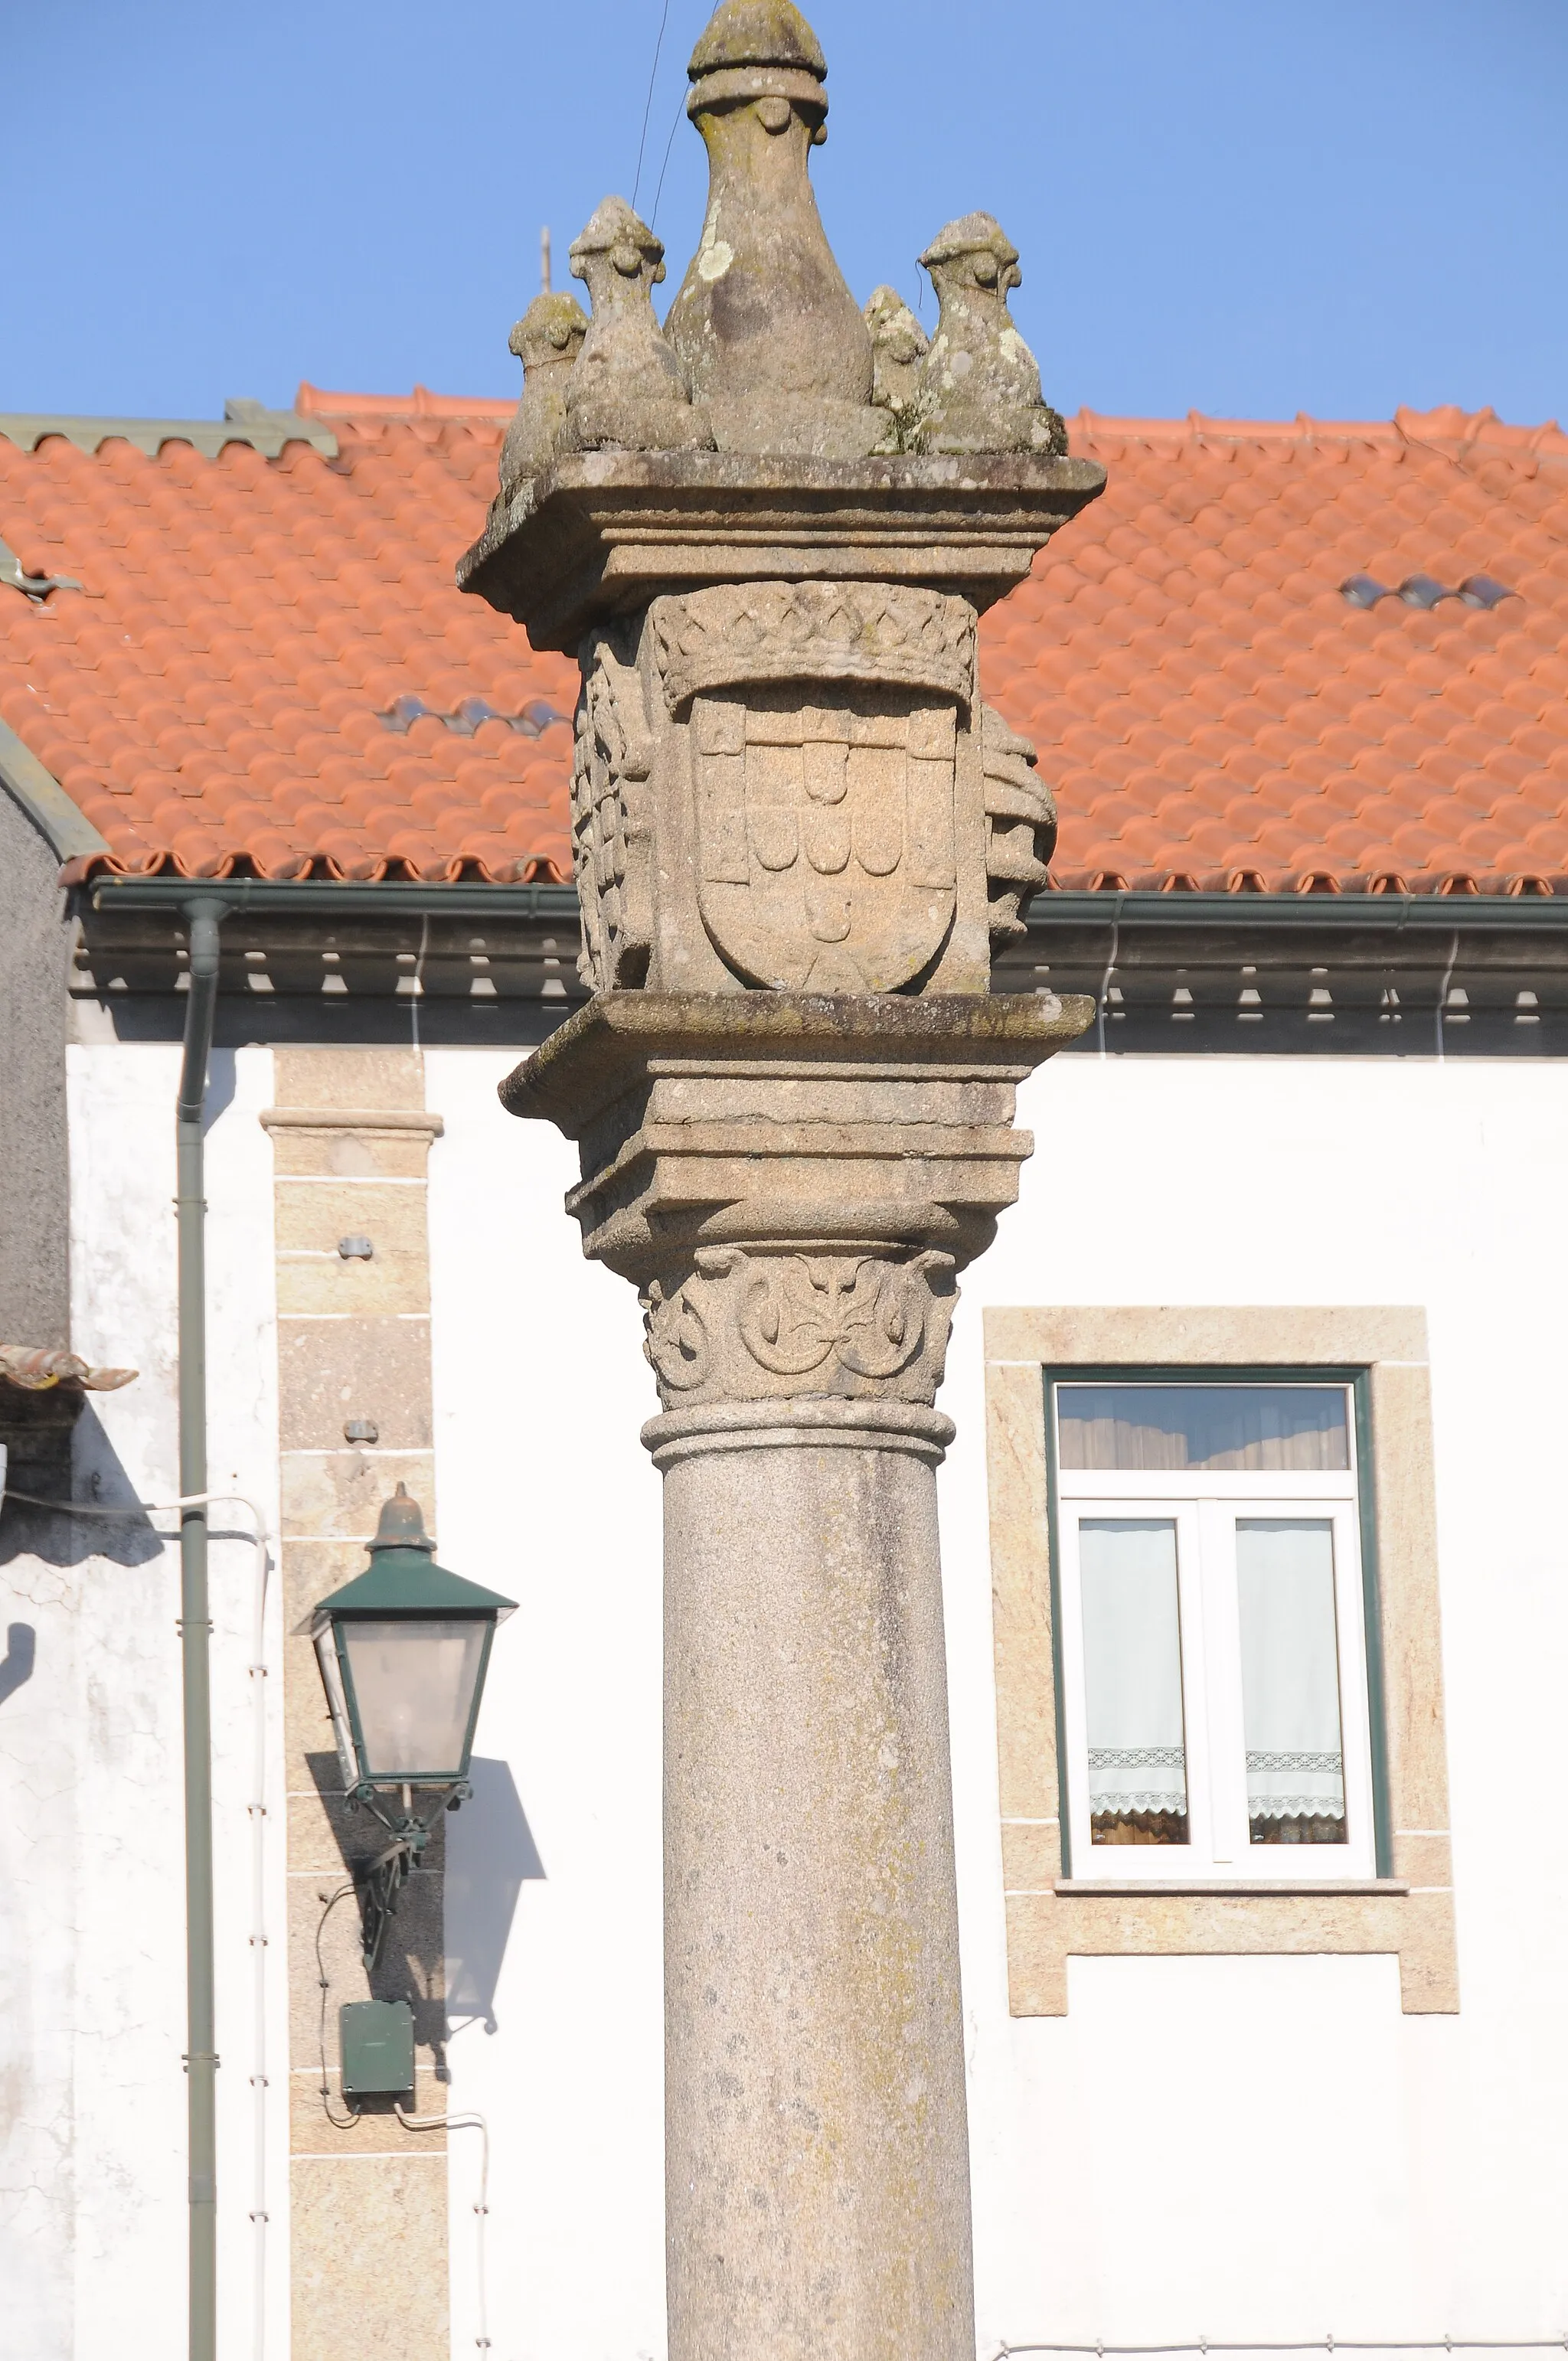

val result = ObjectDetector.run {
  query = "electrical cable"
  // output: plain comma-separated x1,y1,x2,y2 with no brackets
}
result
396,2103,492,2353
5,1485,273,2361
649,10,695,233
313,1866,495,2353
631,0,671,217
650,87,686,231
992,2342,1568,2356
312,1882,361,2131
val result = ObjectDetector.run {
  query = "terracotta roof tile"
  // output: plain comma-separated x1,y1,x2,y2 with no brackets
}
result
2,393,1565,892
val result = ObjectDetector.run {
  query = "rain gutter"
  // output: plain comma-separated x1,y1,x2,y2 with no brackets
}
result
86,877,1568,936
1021,890,1568,936
89,877,579,920
175,894,227,2361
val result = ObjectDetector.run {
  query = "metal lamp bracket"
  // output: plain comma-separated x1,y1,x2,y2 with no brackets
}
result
348,1781,472,1969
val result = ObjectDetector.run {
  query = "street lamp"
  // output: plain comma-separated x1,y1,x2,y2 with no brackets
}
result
312,1481,514,1965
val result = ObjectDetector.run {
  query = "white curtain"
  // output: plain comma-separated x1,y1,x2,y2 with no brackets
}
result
1080,1520,1188,1818
1236,1520,1346,1827
1060,1384,1349,1474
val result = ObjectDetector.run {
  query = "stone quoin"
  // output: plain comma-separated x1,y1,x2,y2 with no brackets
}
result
461,6,1106,2359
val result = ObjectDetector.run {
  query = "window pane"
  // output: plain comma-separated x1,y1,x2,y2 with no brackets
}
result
1060,1383,1349,1473
1080,1519,1188,1847
1236,1520,1347,1845
341,1618,486,1780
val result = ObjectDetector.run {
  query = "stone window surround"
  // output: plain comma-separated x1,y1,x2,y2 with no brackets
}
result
983,1305,1459,2015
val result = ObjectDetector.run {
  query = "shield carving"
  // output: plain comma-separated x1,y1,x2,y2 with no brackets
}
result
692,692,958,991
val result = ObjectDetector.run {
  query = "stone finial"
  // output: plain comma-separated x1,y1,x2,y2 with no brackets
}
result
564,197,714,456
915,213,1066,457
510,291,589,370
495,290,589,504
864,286,932,451
664,2,881,459
688,0,827,84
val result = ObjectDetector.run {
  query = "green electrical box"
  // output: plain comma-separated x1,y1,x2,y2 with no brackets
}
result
340,2000,415,2102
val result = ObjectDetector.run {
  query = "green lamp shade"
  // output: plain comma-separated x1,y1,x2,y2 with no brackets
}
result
311,1484,515,1794
338,1616,489,1782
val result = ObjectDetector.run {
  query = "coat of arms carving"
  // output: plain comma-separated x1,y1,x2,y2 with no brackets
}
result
571,629,654,990
691,689,959,991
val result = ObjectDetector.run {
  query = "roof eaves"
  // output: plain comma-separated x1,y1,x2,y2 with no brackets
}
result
0,717,110,862
0,1344,137,1392
0,397,338,461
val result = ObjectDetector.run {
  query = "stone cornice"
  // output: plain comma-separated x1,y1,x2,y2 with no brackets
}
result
501,987,1089,1129
502,988,1091,1286
458,447,1106,649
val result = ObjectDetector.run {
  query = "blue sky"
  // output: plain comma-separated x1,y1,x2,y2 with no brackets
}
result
5,1,1566,427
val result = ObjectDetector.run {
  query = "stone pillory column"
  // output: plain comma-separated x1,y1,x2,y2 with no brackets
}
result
459,8,1106,2357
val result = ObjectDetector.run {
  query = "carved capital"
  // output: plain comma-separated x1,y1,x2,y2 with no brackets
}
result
642,1246,959,1410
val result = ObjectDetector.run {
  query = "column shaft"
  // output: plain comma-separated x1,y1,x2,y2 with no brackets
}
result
652,1401,973,2361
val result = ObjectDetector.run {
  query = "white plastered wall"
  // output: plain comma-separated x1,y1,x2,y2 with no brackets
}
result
948,1052,1568,2346
0,1043,286,2361
427,1050,666,2361
426,1046,1568,2358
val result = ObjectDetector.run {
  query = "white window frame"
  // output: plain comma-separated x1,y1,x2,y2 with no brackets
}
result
1054,1391,1377,1884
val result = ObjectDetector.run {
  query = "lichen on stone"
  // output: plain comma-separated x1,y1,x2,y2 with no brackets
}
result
914,213,1067,457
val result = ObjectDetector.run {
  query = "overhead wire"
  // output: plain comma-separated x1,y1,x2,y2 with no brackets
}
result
651,4,696,230
651,90,687,232
631,0,672,217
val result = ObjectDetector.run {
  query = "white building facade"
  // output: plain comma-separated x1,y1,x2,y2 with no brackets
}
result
5,1007,1566,2359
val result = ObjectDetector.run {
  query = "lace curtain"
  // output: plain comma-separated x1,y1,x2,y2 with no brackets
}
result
1080,1520,1189,1845
1076,1512,1349,1850
1237,1518,1347,1843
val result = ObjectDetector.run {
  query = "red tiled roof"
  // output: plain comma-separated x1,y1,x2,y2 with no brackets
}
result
1000,404,1568,895
2,393,1565,894
0,390,577,883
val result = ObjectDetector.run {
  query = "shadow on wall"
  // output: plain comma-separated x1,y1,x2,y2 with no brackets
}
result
300,1752,544,2067
305,1749,455,2072
0,1621,35,1703
446,1756,547,2034
0,1399,168,1569
202,1045,237,1132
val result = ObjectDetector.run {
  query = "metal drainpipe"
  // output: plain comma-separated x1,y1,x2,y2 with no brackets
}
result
177,896,226,2361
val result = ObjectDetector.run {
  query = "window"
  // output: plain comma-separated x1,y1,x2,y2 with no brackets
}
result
1053,1380,1379,1883
984,1309,1458,2015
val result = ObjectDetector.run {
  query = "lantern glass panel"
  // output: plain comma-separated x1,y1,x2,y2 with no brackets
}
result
340,1617,488,1781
